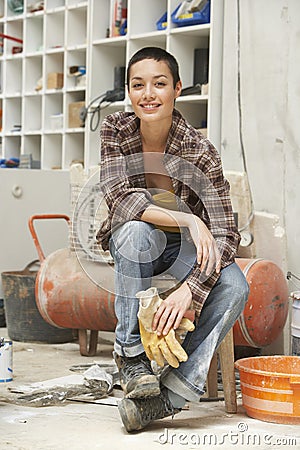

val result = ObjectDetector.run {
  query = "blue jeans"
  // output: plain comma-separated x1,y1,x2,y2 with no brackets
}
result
109,221,249,402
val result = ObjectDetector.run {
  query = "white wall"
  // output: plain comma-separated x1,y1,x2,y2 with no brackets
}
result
221,0,300,281
221,0,300,354
0,169,70,298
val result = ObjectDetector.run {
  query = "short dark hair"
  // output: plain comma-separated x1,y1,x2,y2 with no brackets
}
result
127,47,180,89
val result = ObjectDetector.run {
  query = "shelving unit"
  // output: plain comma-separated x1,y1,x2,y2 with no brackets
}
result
0,0,224,170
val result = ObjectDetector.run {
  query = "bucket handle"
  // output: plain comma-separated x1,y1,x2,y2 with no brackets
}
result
28,214,70,262
22,260,41,273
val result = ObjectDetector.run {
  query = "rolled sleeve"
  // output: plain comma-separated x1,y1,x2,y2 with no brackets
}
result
185,266,220,320
182,140,240,317
97,114,152,249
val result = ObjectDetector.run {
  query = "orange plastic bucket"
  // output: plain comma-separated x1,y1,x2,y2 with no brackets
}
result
235,356,300,424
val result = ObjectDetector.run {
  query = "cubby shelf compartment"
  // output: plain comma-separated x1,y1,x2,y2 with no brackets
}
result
24,15,43,54
66,5,88,48
24,55,43,93
23,134,42,163
2,135,21,159
42,133,63,170
23,95,42,132
0,0,223,168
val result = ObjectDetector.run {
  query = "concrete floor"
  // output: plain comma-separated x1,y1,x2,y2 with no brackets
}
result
0,329,299,450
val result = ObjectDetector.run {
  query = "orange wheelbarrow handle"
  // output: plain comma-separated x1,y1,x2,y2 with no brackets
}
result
28,214,70,262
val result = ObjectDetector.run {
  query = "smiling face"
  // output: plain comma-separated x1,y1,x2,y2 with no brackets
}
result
127,58,182,126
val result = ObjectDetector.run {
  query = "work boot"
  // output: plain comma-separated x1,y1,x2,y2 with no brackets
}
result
114,352,160,399
118,388,181,432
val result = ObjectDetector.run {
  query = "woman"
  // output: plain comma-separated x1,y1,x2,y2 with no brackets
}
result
97,47,249,432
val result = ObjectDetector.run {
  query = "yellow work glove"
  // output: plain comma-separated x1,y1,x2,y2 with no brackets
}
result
174,317,195,343
136,287,195,369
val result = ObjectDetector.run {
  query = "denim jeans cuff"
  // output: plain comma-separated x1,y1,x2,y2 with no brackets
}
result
114,340,145,358
161,370,204,403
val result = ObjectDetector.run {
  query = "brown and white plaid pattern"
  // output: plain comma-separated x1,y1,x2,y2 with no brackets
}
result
96,109,240,319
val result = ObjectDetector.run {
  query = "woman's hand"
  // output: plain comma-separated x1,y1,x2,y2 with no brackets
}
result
152,282,192,336
141,207,221,276
186,215,221,276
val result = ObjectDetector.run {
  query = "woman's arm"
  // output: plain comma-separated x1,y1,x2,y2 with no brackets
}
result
141,203,222,336
99,113,152,225
141,204,221,275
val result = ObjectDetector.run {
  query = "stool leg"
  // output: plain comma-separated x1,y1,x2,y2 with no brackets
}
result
79,329,99,356
206,353,218,399
218,328,237,413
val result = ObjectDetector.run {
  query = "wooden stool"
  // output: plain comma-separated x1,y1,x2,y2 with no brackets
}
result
206,327,237,413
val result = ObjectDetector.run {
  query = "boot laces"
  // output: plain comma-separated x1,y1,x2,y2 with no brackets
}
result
140,390,177,423
122,354,152,380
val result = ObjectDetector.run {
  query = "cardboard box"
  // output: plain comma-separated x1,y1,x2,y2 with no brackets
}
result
68,101,85,128
47,72,64,89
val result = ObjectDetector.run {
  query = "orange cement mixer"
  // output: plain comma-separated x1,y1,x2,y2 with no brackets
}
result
29,215,289,356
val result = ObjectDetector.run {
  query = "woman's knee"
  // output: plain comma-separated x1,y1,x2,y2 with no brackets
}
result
110,221,159,260
217,262,249,310
232,263,249,304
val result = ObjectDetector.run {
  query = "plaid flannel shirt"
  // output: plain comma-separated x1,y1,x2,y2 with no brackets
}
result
97,109,240,320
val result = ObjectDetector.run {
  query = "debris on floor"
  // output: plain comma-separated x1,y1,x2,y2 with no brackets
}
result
7,363,120,407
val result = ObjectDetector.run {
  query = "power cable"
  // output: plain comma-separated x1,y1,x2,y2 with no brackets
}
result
80,88,125,132
236,0,255,232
